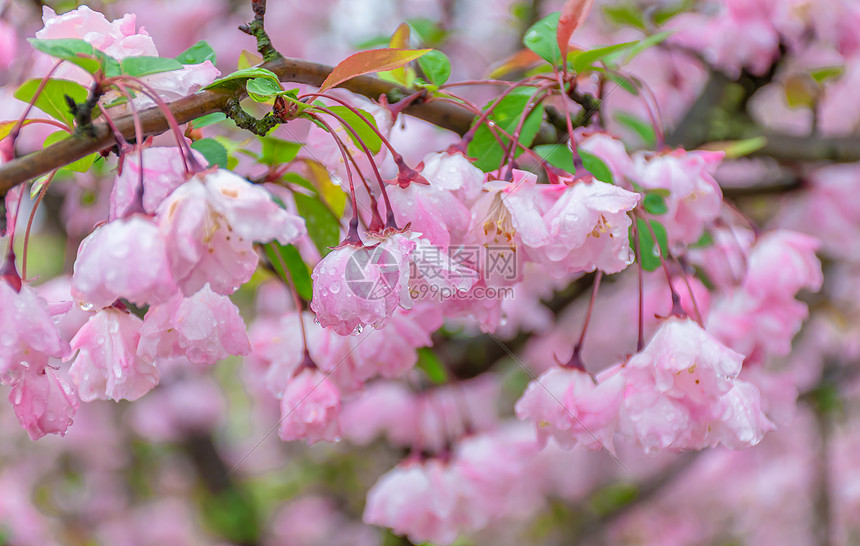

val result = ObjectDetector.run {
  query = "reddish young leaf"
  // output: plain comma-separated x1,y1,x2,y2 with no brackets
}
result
319,48,431,91
487,48,542,78
557,0,595,59
389,23,411,49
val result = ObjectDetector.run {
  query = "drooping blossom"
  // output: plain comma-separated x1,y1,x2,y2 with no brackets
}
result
620,317,774,453
310,231,416,336
110,147,204,219
0,280,71,384
633,149,724,247
9,367,79,441
363,459,466,545
533,179,640,276
515,365,626,452
68,308,158,402
156,168,306,296
71,215,177,309
137,284,251,365
278,367,341,444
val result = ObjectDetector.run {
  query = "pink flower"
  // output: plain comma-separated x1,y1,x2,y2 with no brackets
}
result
0,20,17,71
363,460,464,545
535,180,639,276
467,171,550,251
157,169,306,296
278,367,341,444
515,365,626,452
137,284,251,365
620,318,772,453
35,6,219,104
72,215,177,309
743,230,823,299
68,308,158,402
311,231,416,336
387,176,471,248
0,281,71,384
418,152,485,206
9,368,79,441
633,149,724,247
577,132,635,183
110,147,202,220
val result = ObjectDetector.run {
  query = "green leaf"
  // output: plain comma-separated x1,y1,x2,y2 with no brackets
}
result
264,243,313,300
294,193,341,256
602,4,647,29
588,483,638,516
533,144,576,173
14,78,90,127
418,50,452,86
631,217,669,272
325,105,382,155
259,136,301,166
691,230,713,248
606,72,638,94
191,112,228,128
523,12,562,65
190,138,229,168
622,31,672,63
702,137,767,159
571,41,636,73
204,67,280,91
246,77,283,102
42,131,96,172
416,348,448,384
286,167,347,217
176,40,216,64
467,87,546,172
810,65,844,84
29,38,98,73
120,56,183,77
407,17,448,45
643,192,668,215
614,110,656,147
579,149,614,184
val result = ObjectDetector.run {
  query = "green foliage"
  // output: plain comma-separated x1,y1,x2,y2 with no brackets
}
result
416,348,448,384
587,482,639,516
614,111,656,148
246,77,283,102
264,243,313,300
467,87,546,172
200,487,260,543
120,56,183,77
570,41,636,73
523,12,562,65
204,67,280,91
643,192,668,215
14,78,92,127
176,40,217,64
324,105,383,155
259,136,302,166
418,50,452,86
533,144,576,173
191,112,228,128
28,37,120,76
631,217,669,272
579,149,614,184
42,132,97,172
602,4,647,30
294,190,341,256
190,138,229,168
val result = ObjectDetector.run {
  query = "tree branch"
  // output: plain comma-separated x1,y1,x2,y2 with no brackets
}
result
0,57,475,196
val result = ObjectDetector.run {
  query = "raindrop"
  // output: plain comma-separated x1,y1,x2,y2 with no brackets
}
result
329,283,341,294
80,302,94,311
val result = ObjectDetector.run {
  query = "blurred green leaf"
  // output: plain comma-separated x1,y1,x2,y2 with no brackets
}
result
631,217,669,271
264,243,313,300
533,144,576,173
191,138,229,168
260,135,301,166
523,12,562,65
294,192,341,256
416,348,448,384
579,149,614,184
614,110,656,147
325,105,382,155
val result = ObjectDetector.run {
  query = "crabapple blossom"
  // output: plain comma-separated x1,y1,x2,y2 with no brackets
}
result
620,318,773,453
535,179,640,276
310,230,417,336
156,168,306,296
71,215,177,309
278,367,341,444
9,367,79,441
0,280,70,384
137,284,251,366
68,308,158,402
515,365,626,452
110,147,203,219
35,5,220,104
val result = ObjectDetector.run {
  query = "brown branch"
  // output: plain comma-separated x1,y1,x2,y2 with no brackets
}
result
0,57,475,197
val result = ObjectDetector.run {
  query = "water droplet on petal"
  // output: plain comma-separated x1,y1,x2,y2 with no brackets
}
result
80,302,94,311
